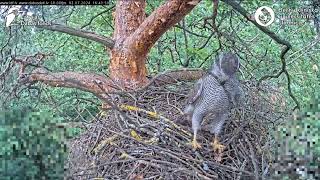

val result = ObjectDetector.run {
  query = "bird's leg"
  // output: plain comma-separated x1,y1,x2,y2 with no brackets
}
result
211,135,225,162
187,113,202,150
211,135,225,153
209,113,227,153
191,131,201,150
187,130,201,150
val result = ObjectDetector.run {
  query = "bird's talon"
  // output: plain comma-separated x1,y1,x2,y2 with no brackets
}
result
211,138,225,153
187,139,201,150
211,138,225,162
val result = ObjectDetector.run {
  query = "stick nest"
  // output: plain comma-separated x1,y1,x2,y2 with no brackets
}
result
66,80,289,180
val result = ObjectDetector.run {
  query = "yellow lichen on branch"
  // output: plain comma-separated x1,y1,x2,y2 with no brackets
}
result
119,104,191,136
91,134,118,155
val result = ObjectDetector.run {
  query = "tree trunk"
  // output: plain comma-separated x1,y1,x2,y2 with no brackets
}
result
18,0,202,98
110,0,148,87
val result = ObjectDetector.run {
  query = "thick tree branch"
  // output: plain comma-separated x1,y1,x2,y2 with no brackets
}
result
109,0,148,85
148,68,205,87
12,52,204,103
37,23,115,48
104,68,206,94
125,0,201,55
21,67,205,96
20,68,113,95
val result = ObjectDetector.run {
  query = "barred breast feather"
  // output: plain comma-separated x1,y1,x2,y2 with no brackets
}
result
184,73,230,116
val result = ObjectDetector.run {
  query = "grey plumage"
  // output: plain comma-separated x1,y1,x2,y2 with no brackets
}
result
184,74,230,134
223,75,242,108
184,52,241,150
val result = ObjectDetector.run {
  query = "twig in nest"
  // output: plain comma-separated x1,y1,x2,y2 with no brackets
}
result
119,104,191,137
242,132,259,180
66,81,284,179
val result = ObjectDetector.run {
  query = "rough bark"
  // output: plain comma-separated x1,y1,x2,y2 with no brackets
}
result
21,68,113,94
109,0,148,87
109,0,201,87
17,0,202,98
19,67,204,95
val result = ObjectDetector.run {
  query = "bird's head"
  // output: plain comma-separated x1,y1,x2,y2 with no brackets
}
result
210,52,240,82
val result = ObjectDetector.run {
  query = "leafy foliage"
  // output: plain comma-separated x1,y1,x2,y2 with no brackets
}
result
273,94,320,179
0,108,67,179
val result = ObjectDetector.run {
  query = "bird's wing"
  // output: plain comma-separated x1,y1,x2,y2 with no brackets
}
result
186,78,203,105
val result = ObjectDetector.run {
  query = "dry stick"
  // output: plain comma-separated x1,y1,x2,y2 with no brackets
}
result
236,159,247,180
108,128,219,179
90,127,103,154
221,0,300,110
119,104,191,137
242,132,259,180
85,131,207,178
108,126,254,177
152,141,254,176
98,83,191,150
165,153,218,179
68,81,273,179
107,68,205,95
94,81,130,120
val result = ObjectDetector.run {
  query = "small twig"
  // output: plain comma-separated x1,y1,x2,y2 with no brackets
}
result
242,132,259,180
81,5,115,29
